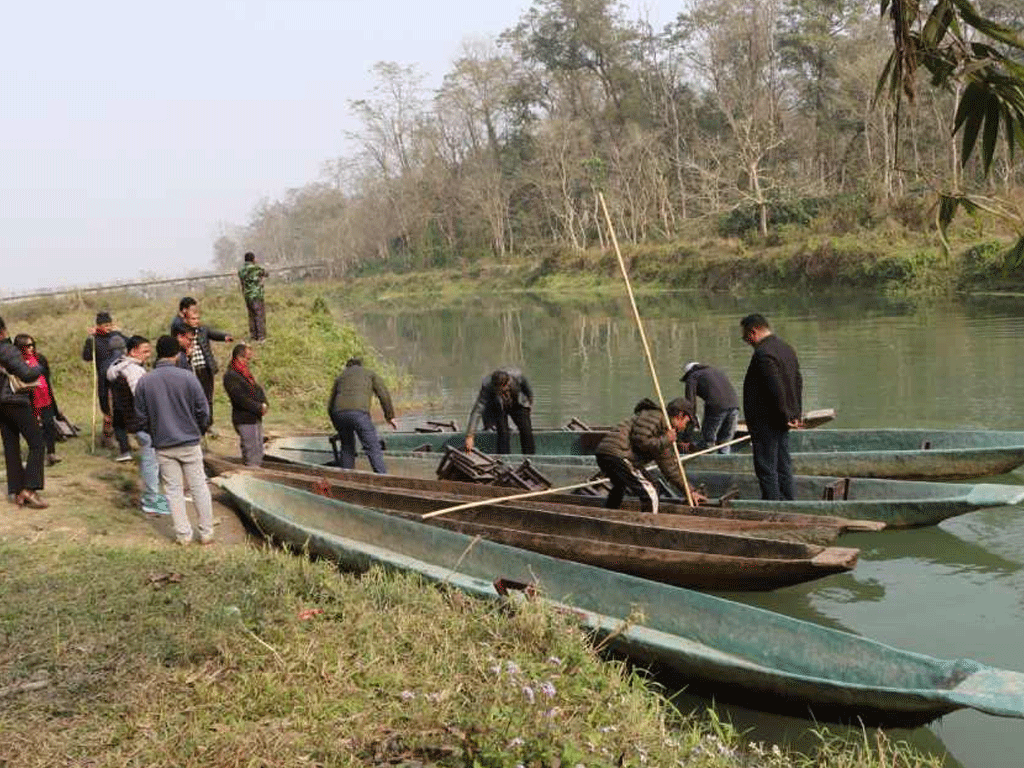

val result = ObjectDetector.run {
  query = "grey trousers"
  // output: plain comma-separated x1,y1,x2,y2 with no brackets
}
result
157,443,214,543
235,422,264,466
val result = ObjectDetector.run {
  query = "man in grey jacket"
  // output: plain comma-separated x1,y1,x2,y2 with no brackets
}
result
135,335,213,544
680,361,740,453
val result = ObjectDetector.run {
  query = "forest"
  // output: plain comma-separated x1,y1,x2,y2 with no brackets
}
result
214,0,1024,280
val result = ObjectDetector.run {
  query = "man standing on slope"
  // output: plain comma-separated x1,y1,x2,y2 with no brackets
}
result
740,314,803,501
135,335,214,545
238,252,268,341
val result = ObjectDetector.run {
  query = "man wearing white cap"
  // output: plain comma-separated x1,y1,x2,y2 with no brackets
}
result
680,361,739,454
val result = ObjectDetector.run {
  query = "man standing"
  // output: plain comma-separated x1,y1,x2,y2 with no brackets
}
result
238,252,268,341
170,297,233,428
108,335,169,516
135,335,214,545
740,314,803,501
464,368,535,455
327,358,396,473
223,343,268,467
680,361,740,453
594,398,702,513
81,311,128,450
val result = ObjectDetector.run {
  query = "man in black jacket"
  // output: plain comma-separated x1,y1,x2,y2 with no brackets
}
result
82,311,129,450
740,314,803,501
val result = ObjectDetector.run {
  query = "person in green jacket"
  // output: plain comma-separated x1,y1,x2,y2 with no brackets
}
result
327,358,396,473
238,252,268,341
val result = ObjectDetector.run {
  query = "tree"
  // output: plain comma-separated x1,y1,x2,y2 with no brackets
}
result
881,0,1024,259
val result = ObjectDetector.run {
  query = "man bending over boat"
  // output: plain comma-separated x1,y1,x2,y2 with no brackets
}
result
328,358,397,473
595,398,704,513
464,367,535,455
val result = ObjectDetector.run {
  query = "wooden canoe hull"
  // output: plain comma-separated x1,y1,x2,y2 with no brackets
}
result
216,474,1024,726
208,462,858,591
261,440,1024,526
208,454,883,534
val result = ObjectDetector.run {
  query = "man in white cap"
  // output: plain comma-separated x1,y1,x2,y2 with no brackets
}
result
680,361,740,453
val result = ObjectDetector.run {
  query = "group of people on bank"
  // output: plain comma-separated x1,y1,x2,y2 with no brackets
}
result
0,253,270,540
3,263,800,530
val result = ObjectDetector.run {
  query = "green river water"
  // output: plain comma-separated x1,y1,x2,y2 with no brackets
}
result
348,290,1024,768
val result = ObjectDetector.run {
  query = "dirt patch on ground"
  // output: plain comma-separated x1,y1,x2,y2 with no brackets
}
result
0,434,254,550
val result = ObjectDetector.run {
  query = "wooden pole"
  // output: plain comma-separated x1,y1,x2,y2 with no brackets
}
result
420,436,751,520
90,335,97,454
679,434,751,461
421,477,610,519
597,192,694,507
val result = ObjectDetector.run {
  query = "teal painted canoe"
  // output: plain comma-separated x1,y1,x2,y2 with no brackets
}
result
216,473,1024,725
263,437,1024,527
268,428,1024,480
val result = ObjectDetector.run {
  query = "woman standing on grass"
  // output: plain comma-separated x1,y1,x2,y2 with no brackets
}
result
15,334,62,466
0,317,47,508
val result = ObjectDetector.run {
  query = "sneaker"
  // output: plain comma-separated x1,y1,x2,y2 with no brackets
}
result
142,499,171,516
46,454,62,466
198,533,215,545
174,537,191,546
114,453,133,463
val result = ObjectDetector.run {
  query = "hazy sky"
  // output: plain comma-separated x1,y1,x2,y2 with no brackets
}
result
1,0,676,295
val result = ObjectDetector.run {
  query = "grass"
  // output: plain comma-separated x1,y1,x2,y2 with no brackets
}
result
0,541,945,768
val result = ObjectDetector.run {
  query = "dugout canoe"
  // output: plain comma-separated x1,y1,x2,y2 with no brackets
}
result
215,473,1024,725
209,464,859,591
267,428,1024,479
261,441,1024,527
205,455,882,545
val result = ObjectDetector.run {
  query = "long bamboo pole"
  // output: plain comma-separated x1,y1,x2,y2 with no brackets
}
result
597,192,694,507
419,435,752,520
90,335,97,454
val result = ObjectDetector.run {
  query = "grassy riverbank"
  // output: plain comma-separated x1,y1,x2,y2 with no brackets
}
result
0,536,944,768
0,284,950,767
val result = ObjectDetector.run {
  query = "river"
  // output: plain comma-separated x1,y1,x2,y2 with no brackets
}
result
347,290,1024,768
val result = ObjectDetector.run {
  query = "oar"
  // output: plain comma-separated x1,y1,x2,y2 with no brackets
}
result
597,191,694,507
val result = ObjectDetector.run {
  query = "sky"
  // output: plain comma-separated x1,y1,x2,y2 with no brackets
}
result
1,0,676,295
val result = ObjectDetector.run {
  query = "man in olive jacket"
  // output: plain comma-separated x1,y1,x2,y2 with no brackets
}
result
327,358,396,473
740,313,803,501
594,398,697,514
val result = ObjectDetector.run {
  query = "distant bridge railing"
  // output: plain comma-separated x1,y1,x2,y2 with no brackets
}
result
1,262,333,304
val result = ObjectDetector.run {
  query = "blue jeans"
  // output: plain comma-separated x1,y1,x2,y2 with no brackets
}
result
133,430,164,506
700,407,739,453
749,424,795,501
330,409,386,473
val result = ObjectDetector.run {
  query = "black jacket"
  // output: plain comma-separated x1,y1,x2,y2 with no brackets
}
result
81,331,128,376
170,316,231,375
743,334,802,431
683,365,738,412
223,366,267,425
0,338,42,406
